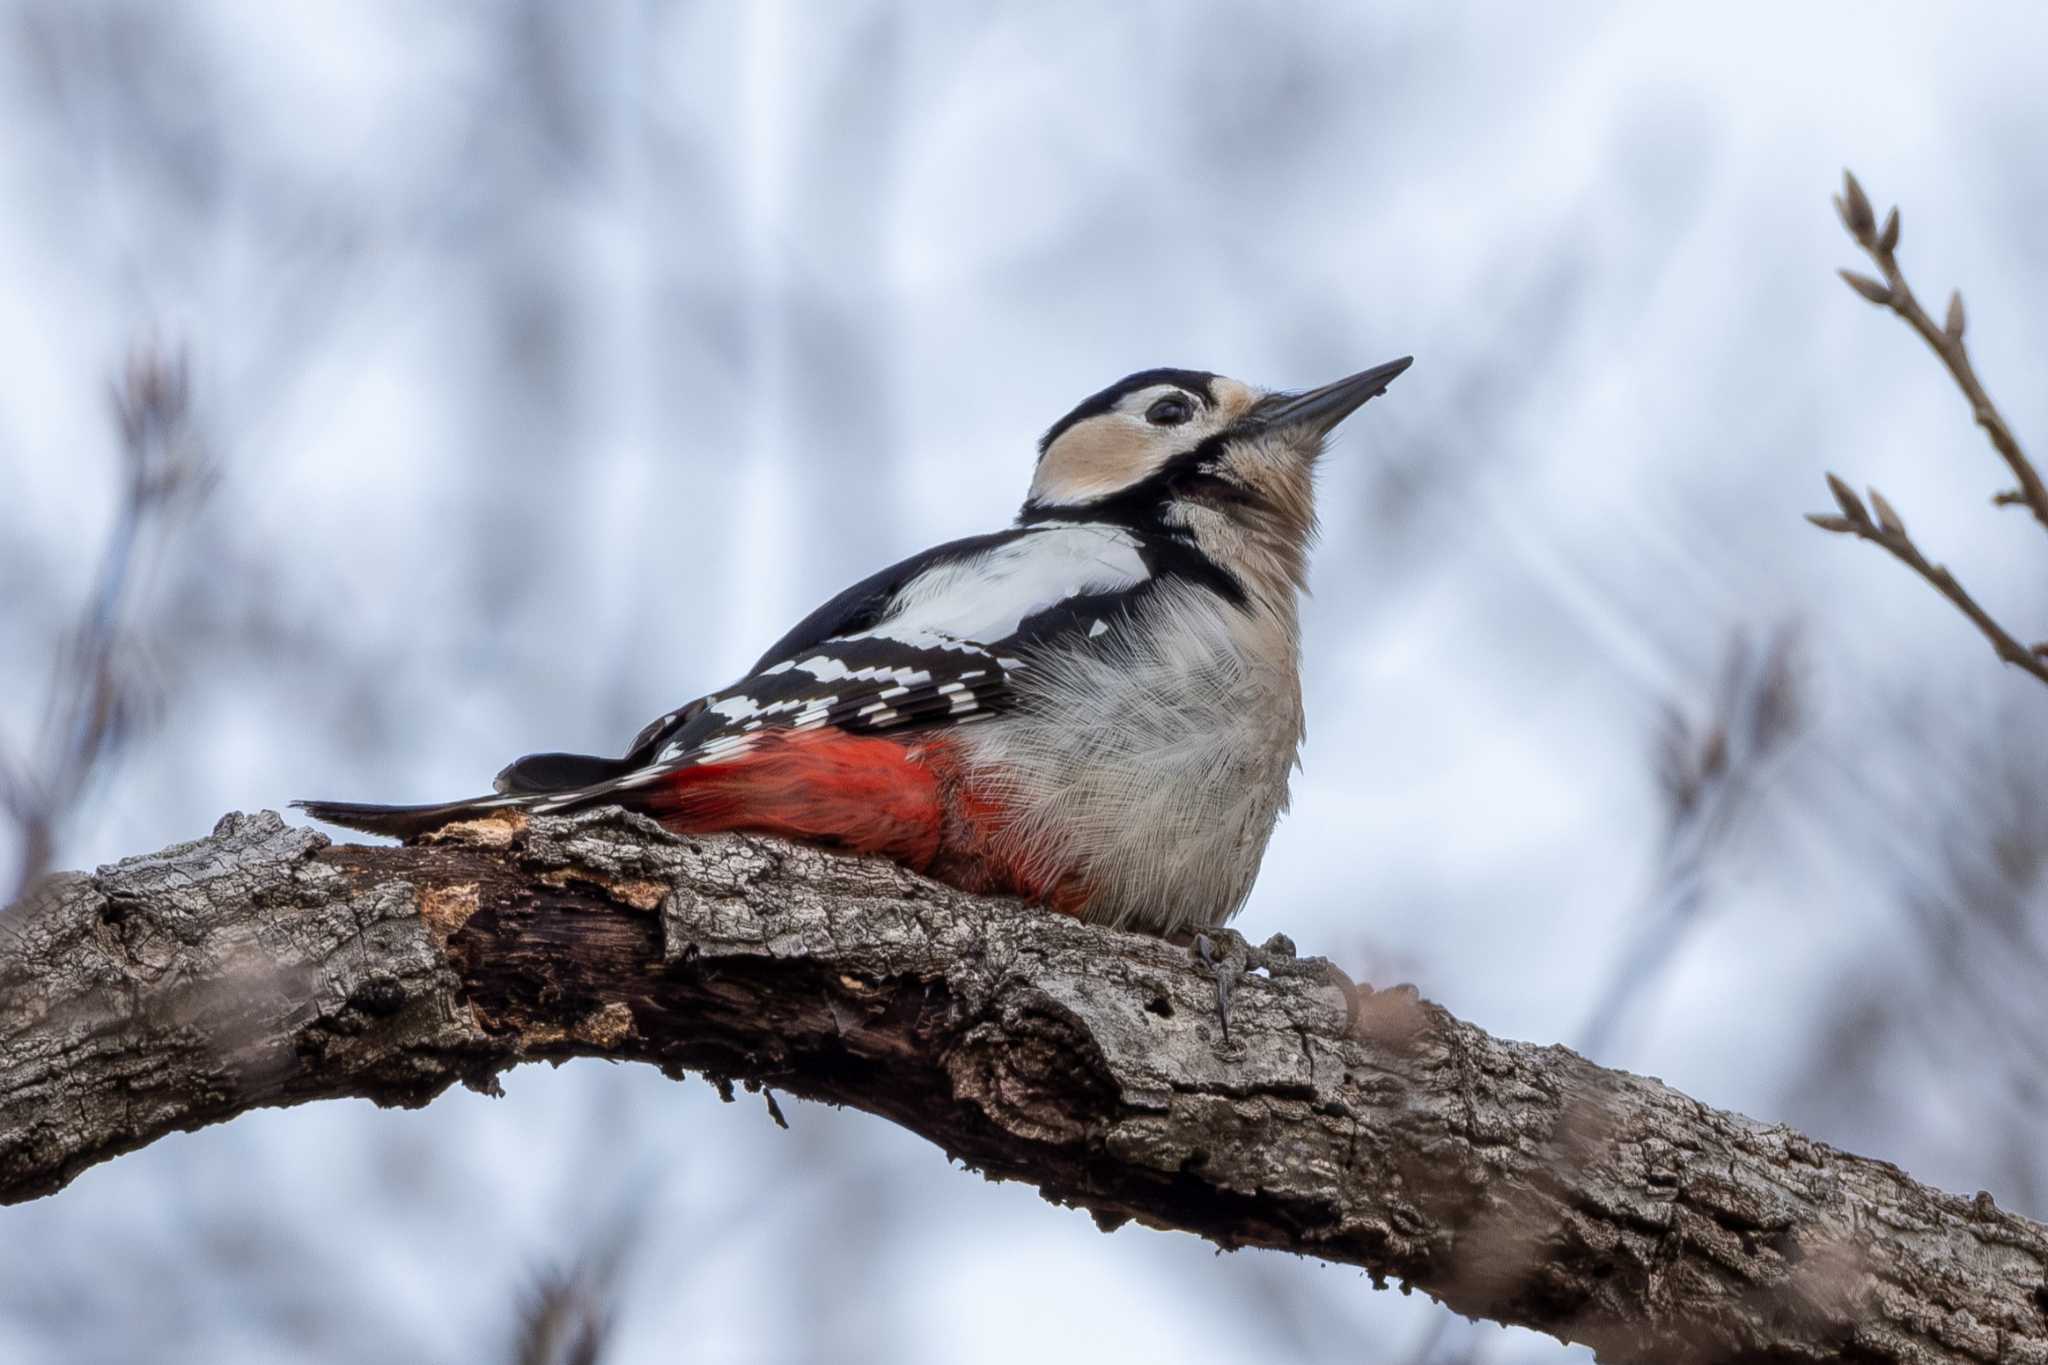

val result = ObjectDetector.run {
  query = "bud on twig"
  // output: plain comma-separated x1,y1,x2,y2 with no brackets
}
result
1868,488,1906,536
1945,290,1965,342
1839,270,1890,305
1877,207,1899,255
1826,472,1871,524
1837,170,1876,239
1805,513,1859,534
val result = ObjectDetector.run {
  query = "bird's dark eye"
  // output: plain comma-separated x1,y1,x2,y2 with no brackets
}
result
1145,395,1194,426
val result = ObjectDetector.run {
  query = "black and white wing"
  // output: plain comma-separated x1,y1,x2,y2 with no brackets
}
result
625,521,1165,771
617,529,1019,764
306,522,1175,834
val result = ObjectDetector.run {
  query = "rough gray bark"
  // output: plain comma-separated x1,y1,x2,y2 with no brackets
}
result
3,810,2045,1363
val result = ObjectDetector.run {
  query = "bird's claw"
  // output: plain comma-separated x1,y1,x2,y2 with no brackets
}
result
1191,929,1248,1043
1191,928,1364,1044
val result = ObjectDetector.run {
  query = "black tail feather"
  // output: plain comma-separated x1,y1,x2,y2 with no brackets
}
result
292,796,516,841
299,748,652,841
493,750,638,795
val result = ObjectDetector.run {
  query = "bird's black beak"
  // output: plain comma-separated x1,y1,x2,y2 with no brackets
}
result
1255,356,1413,436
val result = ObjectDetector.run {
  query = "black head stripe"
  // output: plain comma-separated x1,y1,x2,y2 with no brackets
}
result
1037,368,1218,457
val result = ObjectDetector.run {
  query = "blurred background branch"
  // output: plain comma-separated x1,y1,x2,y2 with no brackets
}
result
511,1196,642,1365
1,345,212,902
1403,628,1805,1365
1810,169,2048,687
1577,624,1805,1057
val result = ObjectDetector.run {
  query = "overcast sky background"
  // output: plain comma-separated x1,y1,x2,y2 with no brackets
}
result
5,2,2048,1362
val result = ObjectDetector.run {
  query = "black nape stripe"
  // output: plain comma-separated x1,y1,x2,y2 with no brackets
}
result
1037,368,1218,457
1136,534,1249,608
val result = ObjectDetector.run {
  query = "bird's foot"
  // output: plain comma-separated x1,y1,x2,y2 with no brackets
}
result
1190,929,1364,1043
1191,928,1252,1043
1250,933,1366,1039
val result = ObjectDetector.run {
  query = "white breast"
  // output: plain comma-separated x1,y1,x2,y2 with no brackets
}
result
955,580,1305,934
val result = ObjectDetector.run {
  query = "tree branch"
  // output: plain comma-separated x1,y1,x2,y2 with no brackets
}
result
5,810,2048,1363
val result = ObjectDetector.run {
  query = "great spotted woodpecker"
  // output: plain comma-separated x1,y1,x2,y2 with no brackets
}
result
300,359,1410,961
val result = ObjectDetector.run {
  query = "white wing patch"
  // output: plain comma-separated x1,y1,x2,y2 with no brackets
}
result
861,524,1148,646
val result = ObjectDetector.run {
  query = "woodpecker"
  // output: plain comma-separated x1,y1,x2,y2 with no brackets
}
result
300,358,1410,959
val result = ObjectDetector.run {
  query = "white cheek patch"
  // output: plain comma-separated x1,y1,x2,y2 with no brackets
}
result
1030,381,1259,509
1031,414,1162,505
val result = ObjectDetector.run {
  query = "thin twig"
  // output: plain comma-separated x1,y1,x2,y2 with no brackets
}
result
1816,171,2048,689
1832,171,2048,530
1808,476,2048,687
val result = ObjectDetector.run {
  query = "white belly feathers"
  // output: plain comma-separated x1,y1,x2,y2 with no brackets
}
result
955,580,1304,933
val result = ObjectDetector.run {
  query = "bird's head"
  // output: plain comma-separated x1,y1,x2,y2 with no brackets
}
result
1021,357,1412,602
